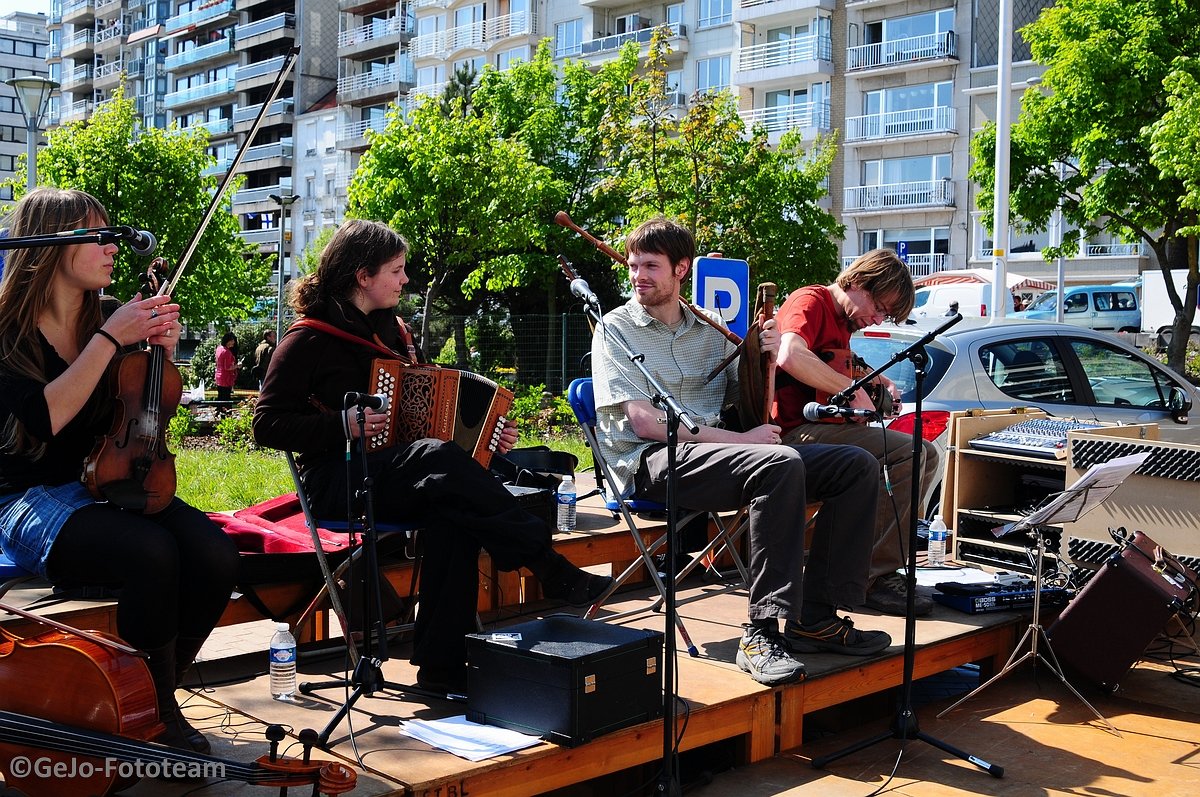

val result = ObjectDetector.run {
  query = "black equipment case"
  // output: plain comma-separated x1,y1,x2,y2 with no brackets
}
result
466,616,663,747
1048,530,1197,691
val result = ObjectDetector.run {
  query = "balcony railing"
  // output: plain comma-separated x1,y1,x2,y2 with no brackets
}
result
185,117,234,137
845,105,956,142
242,141,293,162
63,64,94,89
843,179,954,212
61,0,95,21
579,22,687,57
339,117,388,140
737,33,832,72
165,0,235,33
94,59,125,81
849,252,951,277
61,98,94,122
63,29,94,55
235,12,295,41
237,54,288,82
739,100,831,134
339,14,413,48
411,12,537,59
233,97,294,123
233,183,293,206
164,76,236,108
202,157,234,176
95,23,125,47
337,62,413,95
847,31,957,71
1086,243,1146,257
165,37,235,71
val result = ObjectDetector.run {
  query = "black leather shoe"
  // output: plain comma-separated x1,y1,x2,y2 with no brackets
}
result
535,552,614,606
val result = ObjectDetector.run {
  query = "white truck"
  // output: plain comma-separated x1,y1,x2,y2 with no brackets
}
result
1137,269,1200,349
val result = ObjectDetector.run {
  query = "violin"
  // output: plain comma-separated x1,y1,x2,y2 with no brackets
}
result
83,259,180,515
0,602,357,796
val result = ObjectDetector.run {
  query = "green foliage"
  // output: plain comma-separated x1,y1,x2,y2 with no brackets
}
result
7,84,273,326
167,403,199,448
215,398,259,451
187,321,266,388
295,226,335,278
969,0,1200,371
507,383,575,435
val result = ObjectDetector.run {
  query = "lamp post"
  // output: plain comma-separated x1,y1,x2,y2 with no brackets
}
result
990,0,1014,318
269,193,301,343
4,76,60,190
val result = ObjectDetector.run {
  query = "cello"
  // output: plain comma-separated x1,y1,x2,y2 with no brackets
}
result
81,46,301,514
0,601,356,796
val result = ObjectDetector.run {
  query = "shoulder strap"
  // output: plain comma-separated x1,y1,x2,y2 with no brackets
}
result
290,318,402,360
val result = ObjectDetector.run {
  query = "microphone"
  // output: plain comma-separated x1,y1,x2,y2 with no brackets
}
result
802,402,877,422
344,392,390,412
570,277,601,309
121,228,158,256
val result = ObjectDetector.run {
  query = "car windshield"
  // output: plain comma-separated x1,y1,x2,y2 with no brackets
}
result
1025,291,1057,311
850,333,953,402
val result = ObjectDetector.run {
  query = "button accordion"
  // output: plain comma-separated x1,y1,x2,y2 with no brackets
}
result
367,359,514,468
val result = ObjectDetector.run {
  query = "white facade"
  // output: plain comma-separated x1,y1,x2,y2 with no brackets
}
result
0,12,53,201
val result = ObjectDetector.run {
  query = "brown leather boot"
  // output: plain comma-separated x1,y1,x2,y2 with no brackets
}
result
144,641,212,755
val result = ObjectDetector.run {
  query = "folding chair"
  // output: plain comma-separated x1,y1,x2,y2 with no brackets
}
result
567,378,752,657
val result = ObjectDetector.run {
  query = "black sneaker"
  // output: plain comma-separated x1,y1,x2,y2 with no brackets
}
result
865,572,934,617
735,624,806,686
784,616,892,657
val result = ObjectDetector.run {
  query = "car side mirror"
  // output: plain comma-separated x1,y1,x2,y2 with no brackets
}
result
1168,385,1191,424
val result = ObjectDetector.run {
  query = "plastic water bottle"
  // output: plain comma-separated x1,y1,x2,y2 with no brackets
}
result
556,475,577,532
927,515,948,568
269,622,297,700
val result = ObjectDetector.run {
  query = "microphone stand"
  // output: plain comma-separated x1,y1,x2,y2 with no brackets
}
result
297,396,448,749
567,262,697,797
811,314,1004,779
0,227,132,250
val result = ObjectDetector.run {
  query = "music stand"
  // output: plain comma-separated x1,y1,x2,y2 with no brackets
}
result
936,451,1150,733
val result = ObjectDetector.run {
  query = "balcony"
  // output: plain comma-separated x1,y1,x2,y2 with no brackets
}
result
340,0,396,13
93,59,125,90
844,105,956,144
241,140,294,168
94,22,126,56
846,31,957,73
96,0,121,14
402,82,442,113
62,64,94,91
411,12,537,60
164,76,237,110
62,29,94,60
739,100,831,138
577,23,688,61
338,14,413,58
237,54,295,91
60,98,94,123
185,117,234,138
846,252,951,277
239,227,280,246
233,97,294,131
1087,243,1147,257
338,116,388,148
202,156,234,177
736,34,833,87
234,12,296,50
165,0,236,35
733,0,833,26
843,179,954,213
61,0,96,26
165,37,236,71
233,183,293,209
338,62,413,103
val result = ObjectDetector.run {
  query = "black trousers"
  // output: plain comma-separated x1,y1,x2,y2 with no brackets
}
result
46,498,239,651
305,438,552,671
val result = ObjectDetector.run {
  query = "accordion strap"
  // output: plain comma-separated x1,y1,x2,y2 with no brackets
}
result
291,317,410,361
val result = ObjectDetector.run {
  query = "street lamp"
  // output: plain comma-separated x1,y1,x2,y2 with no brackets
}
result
269,193,301,343
4,76,60,190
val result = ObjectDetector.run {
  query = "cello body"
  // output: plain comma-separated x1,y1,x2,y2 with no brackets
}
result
0,625,162,796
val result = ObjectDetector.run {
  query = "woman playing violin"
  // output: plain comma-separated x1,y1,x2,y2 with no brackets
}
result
0,188,238,754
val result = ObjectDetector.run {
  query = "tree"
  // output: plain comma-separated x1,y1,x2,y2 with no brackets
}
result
347,95,554,359
970,0,1200,370
8,84,272,326
604,36,842,292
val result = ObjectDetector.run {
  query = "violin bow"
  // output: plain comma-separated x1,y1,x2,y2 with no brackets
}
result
553,210,745,349
0,600,142,656
161,46,301,297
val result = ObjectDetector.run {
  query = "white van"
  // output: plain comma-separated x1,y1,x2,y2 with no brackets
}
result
910,283,1015,319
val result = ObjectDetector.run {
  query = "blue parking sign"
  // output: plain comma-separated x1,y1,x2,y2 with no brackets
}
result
693,256,750,340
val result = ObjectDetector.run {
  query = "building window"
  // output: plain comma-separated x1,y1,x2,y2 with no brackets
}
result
698,0,732,28
555,19,582,58
697,55,730,95
498,46,530,71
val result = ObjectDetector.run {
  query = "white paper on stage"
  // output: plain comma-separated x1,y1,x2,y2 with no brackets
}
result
997,451,1151,537
399,715,543,761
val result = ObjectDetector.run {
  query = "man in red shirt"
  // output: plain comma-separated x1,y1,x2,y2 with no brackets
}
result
773,249,941,616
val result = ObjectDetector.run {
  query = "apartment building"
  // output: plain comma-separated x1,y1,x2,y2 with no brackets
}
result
0,12,52,203
40,1,1143,289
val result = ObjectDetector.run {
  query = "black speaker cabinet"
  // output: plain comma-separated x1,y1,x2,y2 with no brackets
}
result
466,616,663,747
1048,530,1197,691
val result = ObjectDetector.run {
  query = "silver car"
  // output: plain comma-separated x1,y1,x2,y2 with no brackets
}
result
849,318,1197,498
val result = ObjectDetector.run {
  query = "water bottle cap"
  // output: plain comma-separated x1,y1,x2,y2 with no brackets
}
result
275,622,290,632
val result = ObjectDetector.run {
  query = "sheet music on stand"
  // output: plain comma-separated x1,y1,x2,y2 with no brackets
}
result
994,451,1151,538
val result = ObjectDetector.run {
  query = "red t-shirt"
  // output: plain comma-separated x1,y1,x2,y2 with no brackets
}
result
773,285,850,432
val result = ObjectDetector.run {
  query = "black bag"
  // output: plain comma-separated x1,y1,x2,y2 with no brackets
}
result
491,447,577,491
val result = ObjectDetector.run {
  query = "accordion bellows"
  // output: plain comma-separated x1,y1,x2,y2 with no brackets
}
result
368,359,514,468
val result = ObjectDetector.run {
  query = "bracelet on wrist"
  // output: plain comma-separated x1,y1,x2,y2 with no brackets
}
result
95,329,121,351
